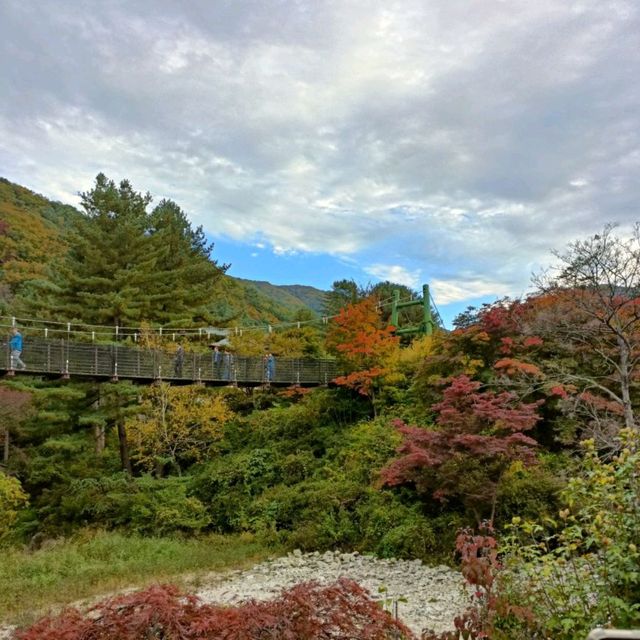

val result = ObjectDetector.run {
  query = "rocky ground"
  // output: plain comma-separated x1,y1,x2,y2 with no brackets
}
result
194,550,467,636
1,550,468,638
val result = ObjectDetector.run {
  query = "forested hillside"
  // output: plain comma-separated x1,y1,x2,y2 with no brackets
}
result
1,176,639,639
0,179,80,314
0,177,327,324
240,280,327,315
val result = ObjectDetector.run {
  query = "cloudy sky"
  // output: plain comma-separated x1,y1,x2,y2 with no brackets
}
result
1,0,639,324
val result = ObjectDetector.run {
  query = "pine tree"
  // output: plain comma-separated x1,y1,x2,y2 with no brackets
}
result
148,199,228,326
27,174,227,328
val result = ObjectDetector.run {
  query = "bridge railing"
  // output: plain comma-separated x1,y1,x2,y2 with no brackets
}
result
1,337,339,386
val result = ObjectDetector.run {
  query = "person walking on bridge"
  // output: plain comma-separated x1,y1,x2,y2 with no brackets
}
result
174,344,185,377
264,351,275,383
222,349,234,382
9,327,26,370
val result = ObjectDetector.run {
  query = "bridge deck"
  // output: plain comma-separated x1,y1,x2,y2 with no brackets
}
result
1,338,338,387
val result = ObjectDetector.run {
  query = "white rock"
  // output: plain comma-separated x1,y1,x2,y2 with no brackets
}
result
196,551,465,636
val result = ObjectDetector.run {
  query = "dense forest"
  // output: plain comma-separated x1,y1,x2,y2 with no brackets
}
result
1,175,639,639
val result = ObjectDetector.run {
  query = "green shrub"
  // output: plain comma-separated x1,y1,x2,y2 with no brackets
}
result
356,491,436,558
328,417,401,485
495,456,564,523
189,449,284,531
59,474,210,535
279,451,316,485
501,429,640,638
0,472,28,544
246,476,363,549
190,406,465,559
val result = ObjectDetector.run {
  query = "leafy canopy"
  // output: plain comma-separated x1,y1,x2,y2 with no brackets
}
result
126,383,232,475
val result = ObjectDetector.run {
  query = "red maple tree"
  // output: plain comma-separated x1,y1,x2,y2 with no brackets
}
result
382,375,540,523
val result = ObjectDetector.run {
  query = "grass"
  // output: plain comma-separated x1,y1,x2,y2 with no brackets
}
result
0,530,280,627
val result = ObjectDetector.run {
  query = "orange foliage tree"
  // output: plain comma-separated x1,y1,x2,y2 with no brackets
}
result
326,297,399,414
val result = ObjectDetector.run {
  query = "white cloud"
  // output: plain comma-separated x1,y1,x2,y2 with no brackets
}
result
431,277,516,305
365,264,422,289
0,0,638,305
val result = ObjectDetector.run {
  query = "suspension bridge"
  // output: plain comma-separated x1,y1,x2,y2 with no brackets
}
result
0,285,442,387
1,337,338,387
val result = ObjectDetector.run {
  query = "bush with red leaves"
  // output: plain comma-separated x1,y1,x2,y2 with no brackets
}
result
15,578,415,640
421,527,535,640
382,375,540,524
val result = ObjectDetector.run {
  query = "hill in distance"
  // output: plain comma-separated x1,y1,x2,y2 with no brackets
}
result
0,177,327,324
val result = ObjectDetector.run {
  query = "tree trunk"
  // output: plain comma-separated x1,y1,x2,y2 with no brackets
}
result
617,336,635,429
94,424,106,454
154,457,164,478
117,420,132,475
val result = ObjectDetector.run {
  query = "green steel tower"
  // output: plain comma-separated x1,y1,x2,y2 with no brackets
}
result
390,284,434,336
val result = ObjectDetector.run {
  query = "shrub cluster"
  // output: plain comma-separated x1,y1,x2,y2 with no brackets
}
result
16,580,413,640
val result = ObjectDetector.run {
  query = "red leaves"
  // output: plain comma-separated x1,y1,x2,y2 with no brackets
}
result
478,304,516,334
333,367,388,396
494,358,543,378
432,375,541,436
382,376,540,517
15,580,415,640
14,584,198,640
279,385,313,399
498,337,514,354
549,384,568,398
455,527,499,592
579,391,625,416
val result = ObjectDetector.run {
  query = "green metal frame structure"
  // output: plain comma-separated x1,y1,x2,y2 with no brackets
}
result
390,284,434,336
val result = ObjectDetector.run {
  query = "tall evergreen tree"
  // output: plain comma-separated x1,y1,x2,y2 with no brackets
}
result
27,174,227,328
322,279,368,317
148,199,229,326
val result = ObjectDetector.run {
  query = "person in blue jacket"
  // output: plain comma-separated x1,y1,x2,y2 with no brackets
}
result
9,327,26,370
264,351,275,383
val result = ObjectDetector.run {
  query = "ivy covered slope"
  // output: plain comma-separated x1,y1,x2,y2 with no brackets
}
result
0,176,326,323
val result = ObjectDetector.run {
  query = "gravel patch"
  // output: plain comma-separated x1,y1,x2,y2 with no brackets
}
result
196,549,466,636
1,550,467,638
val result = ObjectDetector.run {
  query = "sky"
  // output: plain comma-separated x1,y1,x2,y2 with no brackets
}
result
1,0,639,326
